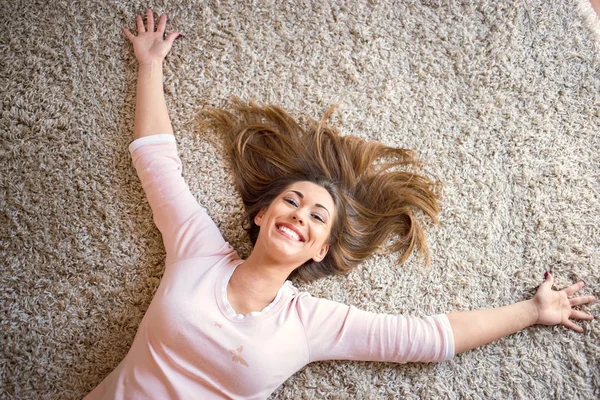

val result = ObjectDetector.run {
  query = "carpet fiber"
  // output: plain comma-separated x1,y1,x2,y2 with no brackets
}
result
1,0,599,398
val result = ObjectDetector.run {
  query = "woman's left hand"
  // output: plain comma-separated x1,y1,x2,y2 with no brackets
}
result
532,272,596,332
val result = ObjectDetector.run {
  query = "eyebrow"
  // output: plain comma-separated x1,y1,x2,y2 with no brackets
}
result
291,190,331,216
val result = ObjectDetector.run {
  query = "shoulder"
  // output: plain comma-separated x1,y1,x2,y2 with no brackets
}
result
291,288,352,324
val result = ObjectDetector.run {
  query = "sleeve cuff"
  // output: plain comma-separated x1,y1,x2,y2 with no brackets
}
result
438,314,455,360
129,134,177,155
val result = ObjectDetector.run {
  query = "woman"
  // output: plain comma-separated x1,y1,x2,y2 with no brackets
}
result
86,9,596,399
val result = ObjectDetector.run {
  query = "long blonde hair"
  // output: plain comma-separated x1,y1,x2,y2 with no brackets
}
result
201,98,441,282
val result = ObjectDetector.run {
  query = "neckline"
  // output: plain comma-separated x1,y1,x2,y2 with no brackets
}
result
218,261,292,321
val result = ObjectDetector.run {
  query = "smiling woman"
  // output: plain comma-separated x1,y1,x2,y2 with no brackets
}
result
201,97,441,282
255,182,336,265
85,9,596,400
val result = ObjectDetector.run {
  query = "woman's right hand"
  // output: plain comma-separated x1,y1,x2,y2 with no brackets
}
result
122,8,181,66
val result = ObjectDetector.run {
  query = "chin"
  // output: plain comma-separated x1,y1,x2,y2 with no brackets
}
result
258,240,308,267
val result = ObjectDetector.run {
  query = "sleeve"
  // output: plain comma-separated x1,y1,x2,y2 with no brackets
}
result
297,294,455,364
129,134,232,265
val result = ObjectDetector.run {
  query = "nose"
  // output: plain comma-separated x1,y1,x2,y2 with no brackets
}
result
292,212,304,225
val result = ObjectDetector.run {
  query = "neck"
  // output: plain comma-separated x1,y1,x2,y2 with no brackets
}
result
227,248,298,315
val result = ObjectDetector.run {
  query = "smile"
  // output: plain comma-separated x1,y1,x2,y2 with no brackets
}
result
276,223,305,242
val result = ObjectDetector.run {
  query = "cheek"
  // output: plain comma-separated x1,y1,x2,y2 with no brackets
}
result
313,225,331,244
323,222,336,244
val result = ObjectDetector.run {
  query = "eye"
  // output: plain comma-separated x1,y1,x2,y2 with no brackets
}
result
311,213,325,223
283,198,298,207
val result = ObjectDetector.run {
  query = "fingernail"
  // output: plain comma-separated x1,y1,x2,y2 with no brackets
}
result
176,34,183,40
544,271,549,279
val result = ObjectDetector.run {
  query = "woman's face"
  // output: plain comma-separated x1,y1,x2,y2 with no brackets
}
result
254,181,335,266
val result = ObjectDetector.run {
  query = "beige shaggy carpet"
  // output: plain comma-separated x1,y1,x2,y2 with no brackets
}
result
1,0,599,399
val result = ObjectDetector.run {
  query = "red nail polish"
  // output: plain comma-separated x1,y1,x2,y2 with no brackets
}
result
176,34,183,40
544,271,548,279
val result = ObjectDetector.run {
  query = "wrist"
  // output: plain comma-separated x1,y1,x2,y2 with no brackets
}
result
524,299,540,326
138,60,164,70
137,61,164,81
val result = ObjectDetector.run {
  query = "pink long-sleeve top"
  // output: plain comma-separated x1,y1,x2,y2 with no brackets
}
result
85,134,455,400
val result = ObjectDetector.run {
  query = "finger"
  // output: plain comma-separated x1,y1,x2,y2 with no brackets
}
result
146,9,154,32
541,271,554,289
570,309,595,321
563,320,584,333
136,14,145,33
122,27,134,40
157,13,168,34
570,295,596,307
165,32,182,43
563,281,585,296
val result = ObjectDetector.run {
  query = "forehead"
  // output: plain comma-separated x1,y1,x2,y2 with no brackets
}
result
284,181,335,208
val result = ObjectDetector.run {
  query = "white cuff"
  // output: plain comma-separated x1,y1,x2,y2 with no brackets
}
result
438,314,455,360
128,134,177,155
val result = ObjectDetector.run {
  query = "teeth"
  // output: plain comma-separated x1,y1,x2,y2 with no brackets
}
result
278,225,300,241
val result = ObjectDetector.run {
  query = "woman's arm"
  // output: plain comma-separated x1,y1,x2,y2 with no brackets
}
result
448,299,538,355
133,62,173,140
121,11,233,263
123,9,182,140
448,272,596,355
298,294,454,364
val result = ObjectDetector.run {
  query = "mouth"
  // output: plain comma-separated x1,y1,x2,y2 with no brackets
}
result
276,223,305,242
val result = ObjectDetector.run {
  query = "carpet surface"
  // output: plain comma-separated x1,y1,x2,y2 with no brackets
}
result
1,0,599,398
